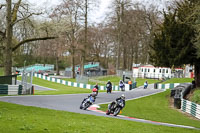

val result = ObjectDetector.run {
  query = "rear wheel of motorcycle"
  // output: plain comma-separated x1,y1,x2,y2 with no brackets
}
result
113,107,121,116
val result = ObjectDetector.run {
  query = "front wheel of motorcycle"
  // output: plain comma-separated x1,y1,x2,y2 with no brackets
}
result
80,105,83,109
106,110,110,115
113,107,121,116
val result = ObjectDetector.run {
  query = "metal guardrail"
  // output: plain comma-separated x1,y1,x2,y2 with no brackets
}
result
181,99,200,120
0,85,23,95
34,73,137,91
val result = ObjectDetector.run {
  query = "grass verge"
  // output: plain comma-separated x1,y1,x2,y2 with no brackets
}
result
190,89,200,104
55,76,160,87
162,78,193,84
0,101,199,133
100,90,200,128
17,76,93,95
95,76,160,87
135,78,160,87
62,78,99,86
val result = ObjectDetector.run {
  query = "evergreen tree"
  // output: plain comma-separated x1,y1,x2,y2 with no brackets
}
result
150,0,200,87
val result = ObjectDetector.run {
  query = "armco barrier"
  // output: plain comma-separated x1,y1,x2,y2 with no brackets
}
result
0,85,23,95
156,83,181,89
33,73,137,91
181,99,200,120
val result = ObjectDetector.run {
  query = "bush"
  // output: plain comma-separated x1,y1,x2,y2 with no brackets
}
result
191,89,200,104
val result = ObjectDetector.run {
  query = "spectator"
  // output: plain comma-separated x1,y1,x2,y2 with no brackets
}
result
128,80,132,90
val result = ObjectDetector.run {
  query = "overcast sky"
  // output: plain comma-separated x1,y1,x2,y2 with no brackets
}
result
27,0,170,23
27,0,113,23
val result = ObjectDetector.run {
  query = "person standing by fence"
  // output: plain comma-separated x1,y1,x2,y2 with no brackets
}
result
128,80,132,90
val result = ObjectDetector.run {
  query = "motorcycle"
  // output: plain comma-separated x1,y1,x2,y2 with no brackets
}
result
119,83,125,91
92,87,98,96
106,99,125,116
106,84,112,93
144,83,148,89
80,95,96,110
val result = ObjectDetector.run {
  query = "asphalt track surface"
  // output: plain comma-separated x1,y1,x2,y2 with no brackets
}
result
0,84,199,130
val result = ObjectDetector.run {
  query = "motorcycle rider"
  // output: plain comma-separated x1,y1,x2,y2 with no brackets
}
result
115,94,125,106
119,80,125,91
92,83,99,96
80,94,96,110
87,93,96,102
144,81,148,89
106,80,112,93
110,94,126,108
106,94,126,115
94,83,99,90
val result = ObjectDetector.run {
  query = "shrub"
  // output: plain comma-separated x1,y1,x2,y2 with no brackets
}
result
191,89,200,104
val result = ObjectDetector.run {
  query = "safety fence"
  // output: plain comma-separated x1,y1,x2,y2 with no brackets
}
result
0,85,23,95
155,83,181,89
16,64,54,73
34,73,136,91
181,99,200,120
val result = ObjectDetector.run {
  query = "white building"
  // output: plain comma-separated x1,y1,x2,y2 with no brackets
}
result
132,65,185,79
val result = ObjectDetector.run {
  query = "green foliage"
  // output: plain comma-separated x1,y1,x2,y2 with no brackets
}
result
0,100,200,133
0,67,4,76
151,9,196,67
13,54,69,70
150,0,200,87
191,89,200,104
100,90,200,128
193,5,200,58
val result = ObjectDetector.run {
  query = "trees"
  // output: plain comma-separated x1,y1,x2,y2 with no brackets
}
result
107,1,160,71
0,0,55,75
151,0,200,87
0,0,162,77
51,0,82,77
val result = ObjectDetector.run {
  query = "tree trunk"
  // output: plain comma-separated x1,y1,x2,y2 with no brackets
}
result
80,0,88,76
56,56,59,75
71,48,75,78
80,55,85,76
4,0,12,76
116,40,120,70
194,64,200,88
134,43,138,64
123,45,127,70
129,44,134,70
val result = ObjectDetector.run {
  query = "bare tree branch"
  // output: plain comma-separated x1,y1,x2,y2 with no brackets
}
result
0,30,5,37
12,12,42,25
12,0,22,23
12,37,57,52
0,46,5,50
0,4,6,10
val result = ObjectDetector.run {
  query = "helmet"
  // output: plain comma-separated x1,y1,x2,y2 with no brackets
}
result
121,94,125,100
